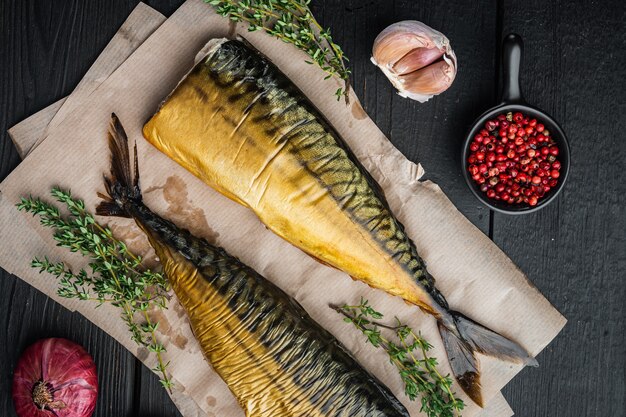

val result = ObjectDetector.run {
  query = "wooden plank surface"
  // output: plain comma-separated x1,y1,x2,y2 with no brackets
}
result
495,1,626,416
0,1,623,417
321,0,494,233
0,1,150,417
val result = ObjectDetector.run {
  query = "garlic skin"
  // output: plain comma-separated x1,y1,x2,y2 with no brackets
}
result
372,21,457,102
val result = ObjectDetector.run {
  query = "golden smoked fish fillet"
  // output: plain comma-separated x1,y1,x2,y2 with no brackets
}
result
143,39,537,406
98,115,409,417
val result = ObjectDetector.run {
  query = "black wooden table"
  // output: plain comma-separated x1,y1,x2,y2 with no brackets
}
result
1,1,624,416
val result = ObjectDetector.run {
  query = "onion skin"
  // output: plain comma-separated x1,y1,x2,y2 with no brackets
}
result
12,338,98,417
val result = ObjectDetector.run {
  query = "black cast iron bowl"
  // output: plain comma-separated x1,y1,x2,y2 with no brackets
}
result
461,34,570,214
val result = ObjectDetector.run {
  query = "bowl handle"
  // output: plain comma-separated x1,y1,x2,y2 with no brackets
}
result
501,33,525,104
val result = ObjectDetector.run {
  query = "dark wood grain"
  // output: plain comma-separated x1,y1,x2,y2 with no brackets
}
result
0,0,137,416
495,1,626,416
317,0,495,233
0,2,184,417
0,280,138,417
135,365,182,417
1,1,624,417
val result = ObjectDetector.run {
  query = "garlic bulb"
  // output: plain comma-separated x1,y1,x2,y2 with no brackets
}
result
371,21,457,102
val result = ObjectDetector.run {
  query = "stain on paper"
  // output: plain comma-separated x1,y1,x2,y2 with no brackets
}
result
173,300,187,318
149,307,189,350
108,221,159,268
137,347,149,362
145,175,220,243
172,333,189,350
351,99,367,120
150,308,172,333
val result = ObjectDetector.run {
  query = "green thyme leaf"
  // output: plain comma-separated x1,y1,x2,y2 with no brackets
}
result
17,188,174,392
205,0,351,102
334,299,464,417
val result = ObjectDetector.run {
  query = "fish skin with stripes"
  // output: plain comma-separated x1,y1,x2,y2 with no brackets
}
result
97,114,410,417
142,38,538,407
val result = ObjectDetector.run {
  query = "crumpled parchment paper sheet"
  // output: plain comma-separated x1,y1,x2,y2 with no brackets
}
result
1,1,566,416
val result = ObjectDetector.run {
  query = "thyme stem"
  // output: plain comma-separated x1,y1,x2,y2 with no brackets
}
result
206,0,351,102
335,298,464,417
17,188,173,392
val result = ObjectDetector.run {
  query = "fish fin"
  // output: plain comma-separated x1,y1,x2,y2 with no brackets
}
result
108,113,132,189
96,113,142,218
438,320,483,407
95,201,132,218
453,312,538,366
438,311,538,407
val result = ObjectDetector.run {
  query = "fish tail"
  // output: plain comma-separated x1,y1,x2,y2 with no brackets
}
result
96,113,142,218
437,311,538,407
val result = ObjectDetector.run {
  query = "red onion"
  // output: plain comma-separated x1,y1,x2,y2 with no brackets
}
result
12,338,98,417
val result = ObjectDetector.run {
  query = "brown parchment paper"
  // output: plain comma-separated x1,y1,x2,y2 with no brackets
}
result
8,99,64,158
4,5,514,415
1,1,565,416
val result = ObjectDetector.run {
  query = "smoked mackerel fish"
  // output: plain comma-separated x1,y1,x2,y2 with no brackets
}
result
98,115,409,417
143,39,538,406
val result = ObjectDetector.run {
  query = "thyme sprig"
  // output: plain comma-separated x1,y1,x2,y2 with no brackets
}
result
17,188,173,391
206,0,351,102
335,298,464,417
